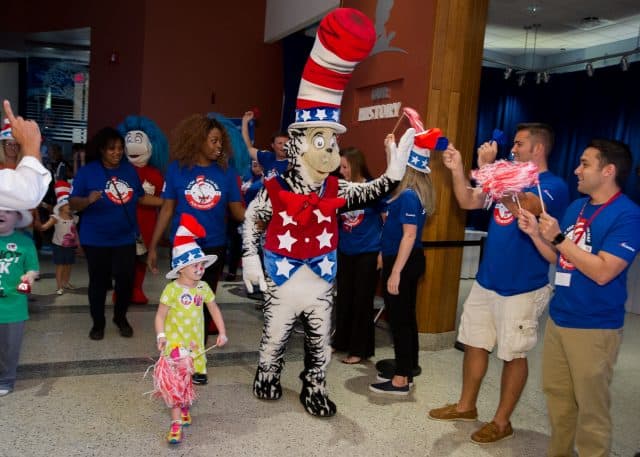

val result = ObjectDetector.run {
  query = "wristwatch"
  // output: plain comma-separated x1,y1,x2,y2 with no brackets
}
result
551,232,566,246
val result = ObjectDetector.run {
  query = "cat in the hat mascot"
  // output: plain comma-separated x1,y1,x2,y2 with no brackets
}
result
242,8,414,417
117,116,168,304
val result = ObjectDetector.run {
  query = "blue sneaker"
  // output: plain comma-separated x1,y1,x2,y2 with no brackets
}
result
369,380,410,396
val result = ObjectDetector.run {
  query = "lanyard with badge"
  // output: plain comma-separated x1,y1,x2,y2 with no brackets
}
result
555,191,621,287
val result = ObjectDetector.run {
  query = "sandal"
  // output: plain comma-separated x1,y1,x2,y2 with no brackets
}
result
341,356,363,364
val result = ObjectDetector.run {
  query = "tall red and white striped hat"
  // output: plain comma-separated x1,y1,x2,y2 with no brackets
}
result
166,213,217,279
55,180,71,205
289,8,375,133
53,180,72,214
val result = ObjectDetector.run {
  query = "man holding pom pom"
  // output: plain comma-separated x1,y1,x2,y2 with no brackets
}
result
429,123,569,444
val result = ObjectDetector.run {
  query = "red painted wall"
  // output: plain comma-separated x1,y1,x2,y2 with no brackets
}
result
4,0,284,150
337,1,437,176
139,0,284,148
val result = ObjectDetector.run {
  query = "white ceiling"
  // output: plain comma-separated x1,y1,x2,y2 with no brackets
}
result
484,0,640,73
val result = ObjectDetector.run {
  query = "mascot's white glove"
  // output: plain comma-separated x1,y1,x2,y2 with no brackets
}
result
142,180,156,195
243,254,267,293
385,127,415,181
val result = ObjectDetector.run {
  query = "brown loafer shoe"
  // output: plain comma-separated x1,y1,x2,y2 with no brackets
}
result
470,421,514,444
428,403,478,421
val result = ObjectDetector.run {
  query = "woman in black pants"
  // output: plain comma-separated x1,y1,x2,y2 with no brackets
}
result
369,133,435,395
70,128,162,340
333,147,383,364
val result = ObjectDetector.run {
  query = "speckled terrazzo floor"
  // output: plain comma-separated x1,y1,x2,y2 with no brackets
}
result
1,248,639,457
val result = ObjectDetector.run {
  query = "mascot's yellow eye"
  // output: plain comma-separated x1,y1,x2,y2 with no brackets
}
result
313,135,325,149
330,136,337,149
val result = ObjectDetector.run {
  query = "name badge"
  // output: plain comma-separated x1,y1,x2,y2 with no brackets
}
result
555,272,571,287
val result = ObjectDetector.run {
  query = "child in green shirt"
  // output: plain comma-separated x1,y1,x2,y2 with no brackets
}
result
0,207,39,396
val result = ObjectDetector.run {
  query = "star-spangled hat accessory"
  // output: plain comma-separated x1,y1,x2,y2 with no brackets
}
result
1,118,14,140
288,8,376,133
53,180,71,215
407,131,433,174
166,213,218,279
406,128,449,174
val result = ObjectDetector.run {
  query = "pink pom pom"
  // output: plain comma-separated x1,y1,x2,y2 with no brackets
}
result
471,160,539,201
402,107,424,132
152,352,196,408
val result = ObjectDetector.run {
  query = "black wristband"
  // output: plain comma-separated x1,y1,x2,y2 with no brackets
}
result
551,232,566,246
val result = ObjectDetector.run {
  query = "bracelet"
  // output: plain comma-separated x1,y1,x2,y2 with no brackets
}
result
551,232,566,246
156,332,166,342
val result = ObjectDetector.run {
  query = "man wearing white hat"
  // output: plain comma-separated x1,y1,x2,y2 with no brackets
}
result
0,100,52,210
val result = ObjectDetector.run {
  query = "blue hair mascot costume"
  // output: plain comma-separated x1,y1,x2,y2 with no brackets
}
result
242,8,414,417
117,116,168,304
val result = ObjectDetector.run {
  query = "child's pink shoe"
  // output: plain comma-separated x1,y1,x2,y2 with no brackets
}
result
166,420,183,444
181,407,191,426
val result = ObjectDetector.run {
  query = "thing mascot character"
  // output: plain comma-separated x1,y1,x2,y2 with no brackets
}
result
242,8,413,417
117,116,168,304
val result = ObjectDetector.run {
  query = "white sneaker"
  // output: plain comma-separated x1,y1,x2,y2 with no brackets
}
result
56,288,64,295
64,283,75,290
0,389,10,396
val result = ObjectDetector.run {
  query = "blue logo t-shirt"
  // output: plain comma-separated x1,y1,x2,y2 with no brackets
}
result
380,189,426,256
162,160,241,247
550,194,640,329
476,171,569,296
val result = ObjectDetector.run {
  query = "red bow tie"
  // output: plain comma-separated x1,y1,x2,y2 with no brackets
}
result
279,191,346,225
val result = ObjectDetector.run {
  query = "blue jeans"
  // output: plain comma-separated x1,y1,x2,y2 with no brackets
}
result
0,320,26,391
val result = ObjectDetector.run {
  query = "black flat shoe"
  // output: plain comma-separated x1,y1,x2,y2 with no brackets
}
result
113,318,133,337
89,327,104,340
192,373,208,385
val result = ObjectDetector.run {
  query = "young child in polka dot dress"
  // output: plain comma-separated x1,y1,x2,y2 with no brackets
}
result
154,213,227,444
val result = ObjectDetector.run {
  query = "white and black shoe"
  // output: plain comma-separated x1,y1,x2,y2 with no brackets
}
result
369,380,411,396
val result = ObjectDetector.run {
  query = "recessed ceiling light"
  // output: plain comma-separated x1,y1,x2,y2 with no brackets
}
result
527,4,541,15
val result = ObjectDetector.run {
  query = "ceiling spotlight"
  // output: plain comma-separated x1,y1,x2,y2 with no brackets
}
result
517,74,526,86
620,56,629,71
504,67,513,79
543,71,550,83
586,63,594,77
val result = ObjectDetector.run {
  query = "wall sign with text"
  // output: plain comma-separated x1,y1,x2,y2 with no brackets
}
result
357,102,401,122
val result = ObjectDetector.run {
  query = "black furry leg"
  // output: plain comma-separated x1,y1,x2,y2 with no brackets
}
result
254,365,283,400
299,369,336,417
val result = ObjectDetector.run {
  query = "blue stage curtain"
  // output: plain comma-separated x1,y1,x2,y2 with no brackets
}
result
475,64,640,208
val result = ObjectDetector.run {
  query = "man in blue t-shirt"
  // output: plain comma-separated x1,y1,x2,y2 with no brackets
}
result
429,123,569,445
241,111,289,178
518,139,640,457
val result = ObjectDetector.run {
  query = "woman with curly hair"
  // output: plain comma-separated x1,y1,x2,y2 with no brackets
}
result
147,114,244,384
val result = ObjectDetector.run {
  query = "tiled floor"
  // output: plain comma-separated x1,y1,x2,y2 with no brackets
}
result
2,249,639,456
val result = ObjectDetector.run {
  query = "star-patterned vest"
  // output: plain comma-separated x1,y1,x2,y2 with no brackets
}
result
263,176,342,260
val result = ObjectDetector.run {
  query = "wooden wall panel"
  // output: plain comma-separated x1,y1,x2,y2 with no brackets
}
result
419,0,488,333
